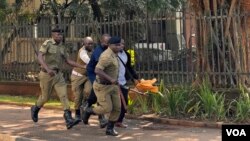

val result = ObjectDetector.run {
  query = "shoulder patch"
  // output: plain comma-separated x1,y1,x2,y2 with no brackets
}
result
42,40,53,46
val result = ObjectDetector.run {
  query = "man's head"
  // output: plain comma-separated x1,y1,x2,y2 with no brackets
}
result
82,36,94,52
108,36,122,53
100,34,111,49
51,28,63,44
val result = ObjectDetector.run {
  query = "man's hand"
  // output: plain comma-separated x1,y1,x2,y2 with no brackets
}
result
110,79,118,85
134,79,140,85
47,69,56,77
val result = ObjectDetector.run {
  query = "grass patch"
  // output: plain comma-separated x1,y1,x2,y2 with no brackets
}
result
0,95,74,109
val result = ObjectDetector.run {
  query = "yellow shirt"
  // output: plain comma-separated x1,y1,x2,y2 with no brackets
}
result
127,49,135,66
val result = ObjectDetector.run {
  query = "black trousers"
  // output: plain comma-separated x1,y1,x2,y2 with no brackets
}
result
86,76,97,107
117,86,129,123
87,88,97,107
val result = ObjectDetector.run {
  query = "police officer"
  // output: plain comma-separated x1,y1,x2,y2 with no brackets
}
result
82,36,122,136
31,28,86,129
71,36,93,123
84,34,111,128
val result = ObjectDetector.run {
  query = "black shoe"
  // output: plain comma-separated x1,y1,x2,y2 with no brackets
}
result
106,121,119,136
99,115,108,128
82,107,94,124
31,105,40,122
64,110,78,129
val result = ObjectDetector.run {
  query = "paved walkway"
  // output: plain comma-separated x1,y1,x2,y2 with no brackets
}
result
0,104,222,141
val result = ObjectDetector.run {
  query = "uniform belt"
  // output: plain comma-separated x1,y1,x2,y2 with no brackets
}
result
41,68,59,73
95,79,112,85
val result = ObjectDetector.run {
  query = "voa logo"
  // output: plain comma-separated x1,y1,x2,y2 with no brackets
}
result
226,129,246,136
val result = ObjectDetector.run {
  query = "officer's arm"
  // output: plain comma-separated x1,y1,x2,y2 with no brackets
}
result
65,57,86,69
38,52,49,71
38,52,56,76
62,47,85,69
95,68,118,84
38,40,51,71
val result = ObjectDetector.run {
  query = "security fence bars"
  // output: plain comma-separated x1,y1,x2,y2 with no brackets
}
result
0,10,250,88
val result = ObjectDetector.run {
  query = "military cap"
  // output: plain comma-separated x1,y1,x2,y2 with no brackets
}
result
108,36,121,44
51,28,64,33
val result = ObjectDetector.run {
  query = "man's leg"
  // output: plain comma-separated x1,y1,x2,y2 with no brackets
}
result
83,80,92,101
86,88,97,107
31,71,53,122
71,75,85,123
83,86,107,127
82,82,112,125
54,73,77,129
106,86,121,136
85,76,97,108
80,79,92,123
116,86,129,128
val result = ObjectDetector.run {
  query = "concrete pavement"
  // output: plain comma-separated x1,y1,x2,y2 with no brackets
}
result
0,104,222,141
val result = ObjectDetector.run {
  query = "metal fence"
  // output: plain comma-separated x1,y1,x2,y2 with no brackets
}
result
0,10,250,88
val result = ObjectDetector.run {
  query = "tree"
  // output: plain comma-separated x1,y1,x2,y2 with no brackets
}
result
188,0,250,88
0,0,184,66
1,0,184,36
0,0,8,21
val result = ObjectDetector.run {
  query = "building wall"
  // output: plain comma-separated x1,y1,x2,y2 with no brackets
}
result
0,81,75,101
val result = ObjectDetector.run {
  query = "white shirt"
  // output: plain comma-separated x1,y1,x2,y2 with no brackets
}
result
72,47,90,76
118,50,128,85
79,47,90,64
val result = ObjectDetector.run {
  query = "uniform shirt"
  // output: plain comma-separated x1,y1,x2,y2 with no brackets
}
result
118,50,128,85
72,47,92,76
39,38,69,70
95,47,119,82
87,44,107,83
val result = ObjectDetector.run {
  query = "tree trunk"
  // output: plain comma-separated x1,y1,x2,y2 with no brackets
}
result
189,0,247,88
240,0,250,85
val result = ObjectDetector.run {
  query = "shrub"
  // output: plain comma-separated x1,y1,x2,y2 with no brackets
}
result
233,85,250,122
197,80,226,120
164,86,192,118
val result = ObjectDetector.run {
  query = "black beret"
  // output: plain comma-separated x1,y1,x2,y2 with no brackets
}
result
108,36,121,44
51,28,64,33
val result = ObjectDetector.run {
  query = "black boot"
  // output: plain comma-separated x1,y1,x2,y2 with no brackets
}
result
75,109,81,124
31,105,40,122
64,110,78,129
82,107,94,124
80,102,90,121
99,115,108,128
106,121,118,136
